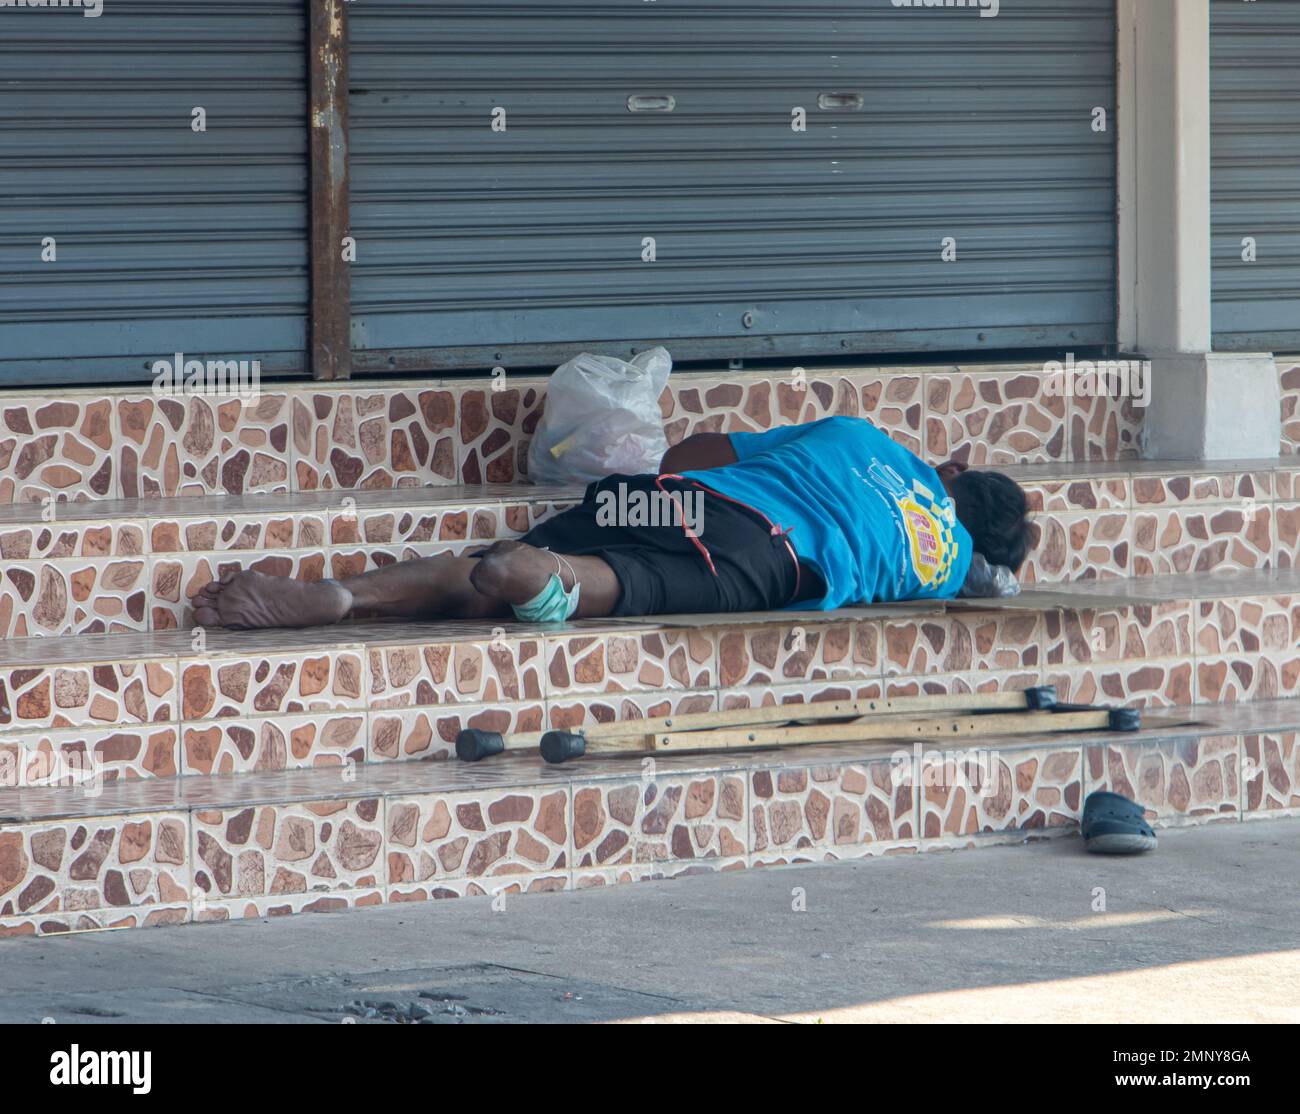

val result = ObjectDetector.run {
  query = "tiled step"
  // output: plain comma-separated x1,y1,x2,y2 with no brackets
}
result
13,353,1300,509
1,456,1297,638
0,361,1154,506
5,568,1300,795
2,696,1294,937
0,484,581,638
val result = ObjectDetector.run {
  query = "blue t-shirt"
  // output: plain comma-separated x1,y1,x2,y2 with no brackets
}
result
680,416,973,609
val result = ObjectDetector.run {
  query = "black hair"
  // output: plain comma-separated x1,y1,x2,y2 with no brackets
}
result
948,471,1032,573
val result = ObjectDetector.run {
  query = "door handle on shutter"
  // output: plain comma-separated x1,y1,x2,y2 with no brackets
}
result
817,92,864,111
627,94,676,112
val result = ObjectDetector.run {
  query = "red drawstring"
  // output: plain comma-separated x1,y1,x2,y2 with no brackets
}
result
656,473,802,602
655,474,717,575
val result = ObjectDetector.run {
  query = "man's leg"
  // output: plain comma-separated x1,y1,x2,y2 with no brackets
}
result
189,540,621,630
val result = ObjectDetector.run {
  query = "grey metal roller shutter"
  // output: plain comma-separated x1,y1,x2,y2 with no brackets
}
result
349,0,1116,371
0,0,308,385
1212,0,1300,352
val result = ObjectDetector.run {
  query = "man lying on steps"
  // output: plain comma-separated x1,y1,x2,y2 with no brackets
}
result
191,415,1032,630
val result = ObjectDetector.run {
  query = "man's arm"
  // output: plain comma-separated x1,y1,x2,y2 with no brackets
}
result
661,417,844,474
659,432,738,474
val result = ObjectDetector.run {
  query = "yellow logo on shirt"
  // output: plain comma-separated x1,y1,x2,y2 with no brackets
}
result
895,481,959,588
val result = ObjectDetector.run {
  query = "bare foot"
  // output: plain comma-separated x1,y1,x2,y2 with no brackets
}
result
468,540,568,605
190,572,353,630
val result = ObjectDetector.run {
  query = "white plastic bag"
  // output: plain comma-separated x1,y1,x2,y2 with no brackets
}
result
528,347,672,483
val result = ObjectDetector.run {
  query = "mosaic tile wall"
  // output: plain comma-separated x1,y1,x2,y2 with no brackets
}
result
2,595,1297,794
1,460,1297,637
0,363,1145,506
2,724,1281,938
0,496,571,638
3,360,1298,635
1020,470,1285,585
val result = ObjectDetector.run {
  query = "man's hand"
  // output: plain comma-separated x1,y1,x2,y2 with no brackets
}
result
659,432,738,475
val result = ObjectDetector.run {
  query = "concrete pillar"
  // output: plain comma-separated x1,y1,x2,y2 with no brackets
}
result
1117,0,1278,459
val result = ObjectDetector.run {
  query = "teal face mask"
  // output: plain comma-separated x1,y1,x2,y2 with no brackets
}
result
512,572,581,623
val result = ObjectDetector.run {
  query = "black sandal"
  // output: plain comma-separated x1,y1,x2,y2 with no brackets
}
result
1081,791,1157,855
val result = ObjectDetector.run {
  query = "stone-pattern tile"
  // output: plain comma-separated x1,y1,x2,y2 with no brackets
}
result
573,859,742,888
459,383,547,485
1274,503,1300,568
1042,662,1194,708
0,660,176,731
717,679,885,710
0,398,114,504
571,775,745,879
1,725,179,787
749,760,916,865
921,744,1084,840
546,629,714,696
192,798,384,902
718,621,879,689
1085,736,1240,826
370,702,547,762
1043,604,1196,704
1196,656,1300,704
881,612,1041,676
118,394,292,499
14,367,1300,523
149,511,327,555
195,887,386,923
1021,510,1130,584
1131,506,1273,577
0,812,190,935
883,669,1042,698
292,389,457,491
369,638,544,709
1194,596,1300,703
182,713,366,775
1070,388,1143,461
925,371,1067,464
5,725,1299,938
1,519,145,560
386,788,569,899
1243,733,1300,816
1046,604,1194,668
327,542,476,580
1131,471,1271,508
1022,479,1128,514
179,651,365,720
149,551,329,630
329,500,564,549
662,373,925,457
547,689,716,734
0,558,150,638
1279,362,1300,456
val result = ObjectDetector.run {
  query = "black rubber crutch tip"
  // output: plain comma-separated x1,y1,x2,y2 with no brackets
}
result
1107,707,1142,732
455,729,505,762
1023,685,1058,711
539,731,586,765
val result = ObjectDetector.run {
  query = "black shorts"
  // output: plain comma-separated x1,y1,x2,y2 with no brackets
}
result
520,473,823,617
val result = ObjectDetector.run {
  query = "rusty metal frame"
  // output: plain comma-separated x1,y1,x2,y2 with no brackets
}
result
308,0,352,380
